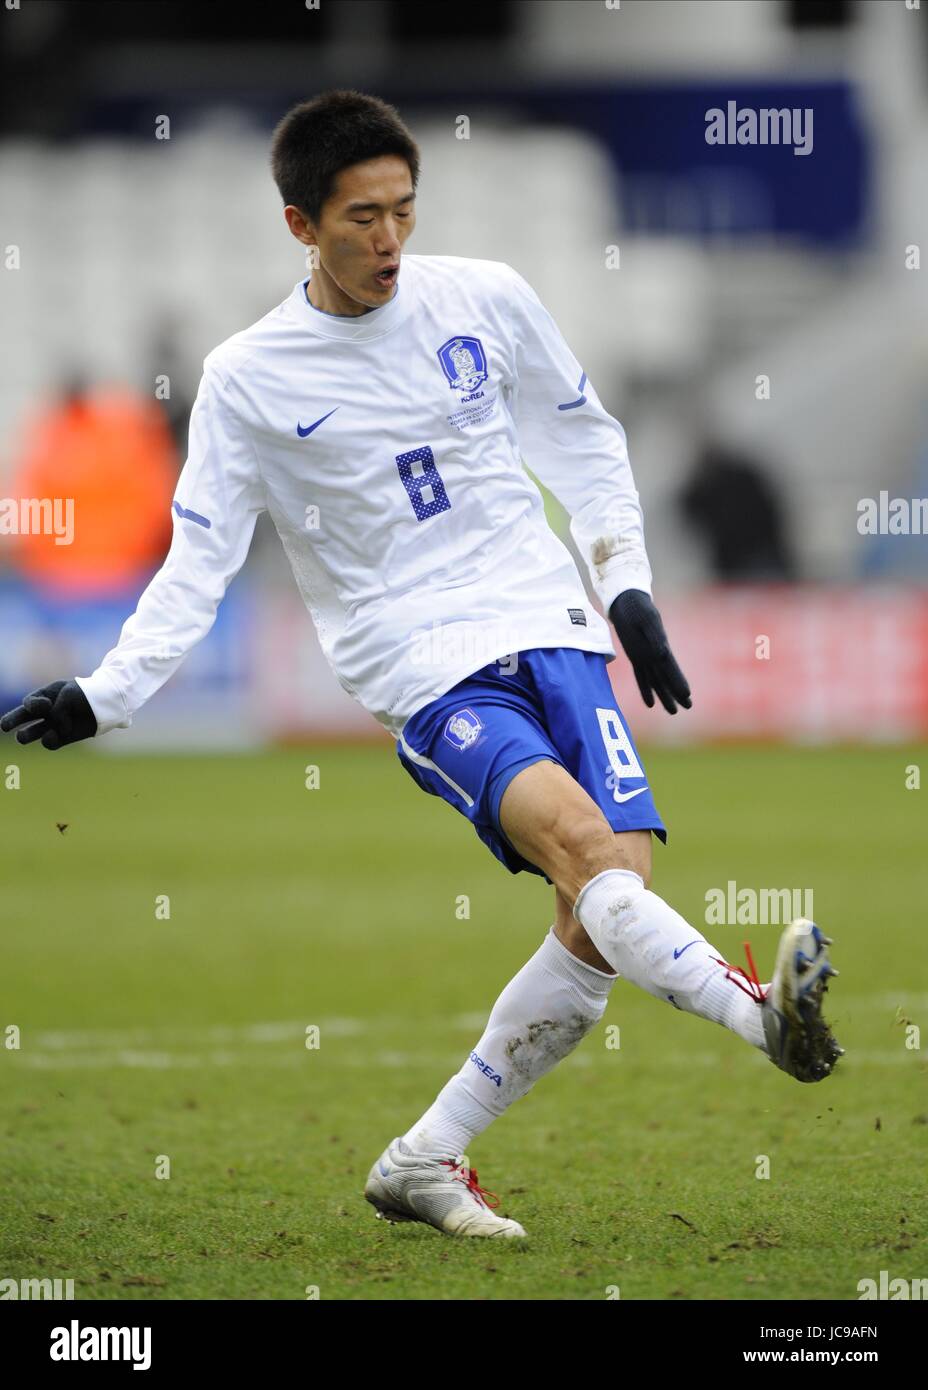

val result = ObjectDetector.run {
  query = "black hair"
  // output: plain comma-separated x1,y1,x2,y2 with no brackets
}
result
270,89,420,222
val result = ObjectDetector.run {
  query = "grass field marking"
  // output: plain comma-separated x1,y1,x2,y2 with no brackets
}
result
848,993,928,1012
11,1047,467,1071
8,1043,926,1072
22,994,920,1054
28,1017,370,1052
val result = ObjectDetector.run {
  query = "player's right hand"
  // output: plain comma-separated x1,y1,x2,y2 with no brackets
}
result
0,679,98,750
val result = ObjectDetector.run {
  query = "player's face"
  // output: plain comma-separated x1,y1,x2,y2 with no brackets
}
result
308,155,415,312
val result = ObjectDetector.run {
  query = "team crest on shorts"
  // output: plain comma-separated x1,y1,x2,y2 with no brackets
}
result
443,707,484,751
436,336,488,396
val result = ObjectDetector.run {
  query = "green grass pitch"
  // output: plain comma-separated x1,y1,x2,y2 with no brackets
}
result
2,742,925,1300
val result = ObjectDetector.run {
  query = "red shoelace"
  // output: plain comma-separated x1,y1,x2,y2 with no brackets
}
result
440,1159,501,1210
711,940,768,1004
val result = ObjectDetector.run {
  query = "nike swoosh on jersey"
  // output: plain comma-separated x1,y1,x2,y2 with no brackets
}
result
172,500,211,529
557,370,588,411
613,785,648,804
297,406,339,437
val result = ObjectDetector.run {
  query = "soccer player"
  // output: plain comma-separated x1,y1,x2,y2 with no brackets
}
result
1,91,843,1239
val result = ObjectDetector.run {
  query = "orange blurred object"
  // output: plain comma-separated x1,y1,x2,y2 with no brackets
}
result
8,387,177,597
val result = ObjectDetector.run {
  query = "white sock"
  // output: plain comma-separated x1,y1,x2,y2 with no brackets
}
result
573,869,767,1050
401,927,617,1157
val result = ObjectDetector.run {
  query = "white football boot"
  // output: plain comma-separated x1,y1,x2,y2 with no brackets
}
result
761,918,844,1083
364,1137,526,1238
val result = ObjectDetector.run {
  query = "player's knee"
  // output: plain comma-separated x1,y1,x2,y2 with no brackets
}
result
548,805,616,881
554,813,653,887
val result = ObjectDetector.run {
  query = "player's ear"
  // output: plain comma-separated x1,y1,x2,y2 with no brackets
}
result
283,204,315,246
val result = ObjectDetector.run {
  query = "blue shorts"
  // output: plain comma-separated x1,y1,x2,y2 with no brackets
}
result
396,646,665,882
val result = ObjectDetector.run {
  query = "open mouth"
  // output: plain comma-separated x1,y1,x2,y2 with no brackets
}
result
376,264,398,287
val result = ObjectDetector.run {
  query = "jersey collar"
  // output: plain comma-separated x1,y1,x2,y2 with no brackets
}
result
292,269,410,341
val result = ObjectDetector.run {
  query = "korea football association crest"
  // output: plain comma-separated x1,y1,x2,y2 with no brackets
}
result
437,336,488,398
442,707,484,752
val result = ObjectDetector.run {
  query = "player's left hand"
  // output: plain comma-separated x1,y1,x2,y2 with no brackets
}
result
609,589,692,715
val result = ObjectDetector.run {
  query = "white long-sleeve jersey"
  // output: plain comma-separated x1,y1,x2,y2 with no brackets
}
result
76,255,652,740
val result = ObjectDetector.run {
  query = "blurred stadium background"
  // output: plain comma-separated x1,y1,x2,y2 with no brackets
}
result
2,0,926,750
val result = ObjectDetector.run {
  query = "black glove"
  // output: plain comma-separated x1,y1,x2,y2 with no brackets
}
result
0,679,98,750
609,590,692,715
